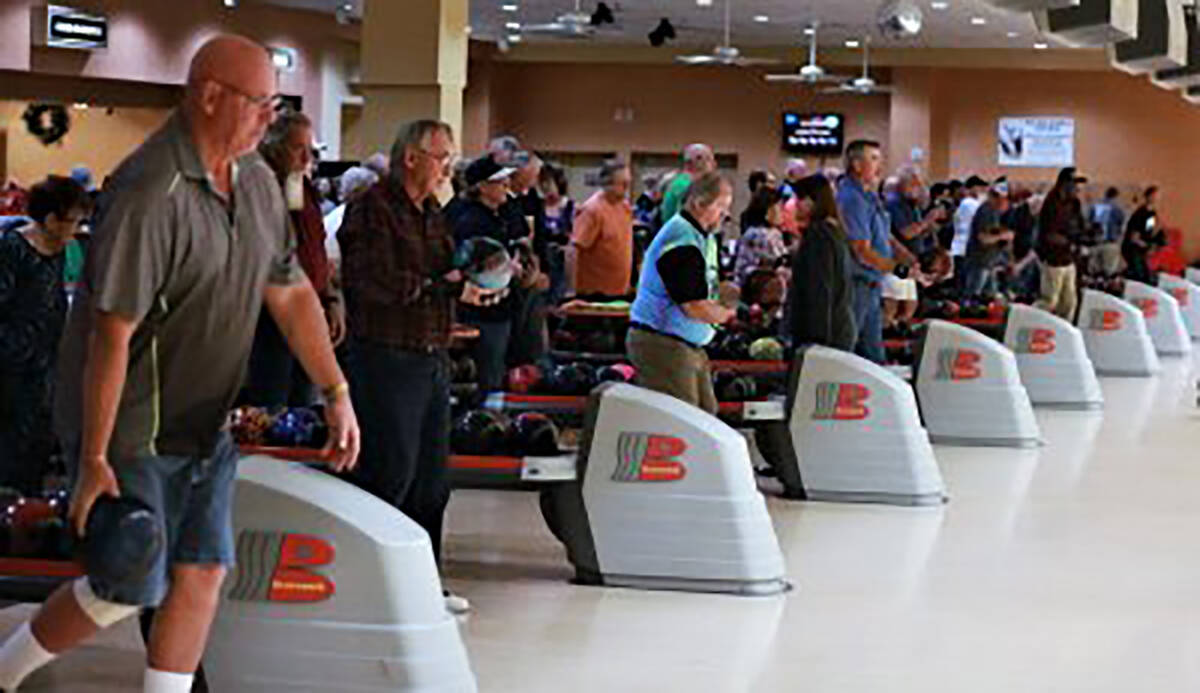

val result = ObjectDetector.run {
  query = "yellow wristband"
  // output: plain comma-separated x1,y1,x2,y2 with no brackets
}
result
322,382,350,403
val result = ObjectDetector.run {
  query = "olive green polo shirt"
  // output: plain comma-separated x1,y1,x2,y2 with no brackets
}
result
55,112,303,459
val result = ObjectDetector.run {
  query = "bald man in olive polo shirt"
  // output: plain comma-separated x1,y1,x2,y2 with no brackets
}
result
0,35,360,693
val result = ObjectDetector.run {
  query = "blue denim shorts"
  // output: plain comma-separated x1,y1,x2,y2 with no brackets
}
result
75,433,239,607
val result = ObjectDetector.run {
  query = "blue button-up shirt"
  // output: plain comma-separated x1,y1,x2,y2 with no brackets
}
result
837,176,892,281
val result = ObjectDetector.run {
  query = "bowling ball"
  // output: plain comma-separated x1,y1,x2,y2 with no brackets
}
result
597,364,634,384
451,409,513,456
749,337,784,362
721,332,752,361
229,407,273,446
547,363,597,396
748,304,765,327
509,413,561,457
265,408,323,448
713,370,758,401
613,364,637,382
507,364,543,394
9,498,57,557
453,355,478,384
454,237,512,289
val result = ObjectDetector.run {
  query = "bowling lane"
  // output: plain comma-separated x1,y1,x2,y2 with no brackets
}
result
446,352,1200,693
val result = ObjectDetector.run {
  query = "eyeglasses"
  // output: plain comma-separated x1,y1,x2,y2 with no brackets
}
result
417,149,454,165
208,79,283,112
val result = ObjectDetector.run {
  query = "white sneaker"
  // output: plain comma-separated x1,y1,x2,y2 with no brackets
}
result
444,590,471,615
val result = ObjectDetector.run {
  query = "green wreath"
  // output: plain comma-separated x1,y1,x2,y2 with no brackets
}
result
22,104,71,146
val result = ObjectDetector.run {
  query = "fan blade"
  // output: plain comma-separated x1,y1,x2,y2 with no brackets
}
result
871,85,894,94
676,55,720,65
819,86,850,95
734,57,783,66
765,73,806,82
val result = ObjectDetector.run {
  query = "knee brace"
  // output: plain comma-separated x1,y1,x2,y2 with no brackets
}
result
72,578,139,628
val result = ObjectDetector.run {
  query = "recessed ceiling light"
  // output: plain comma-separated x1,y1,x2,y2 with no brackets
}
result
754,14,769,23
464,25,473,35
697,0,713,6
505,21,521,30
1007,31,1019,38
1034,41,1048,50
970,16,987,26
930,1,949,9
508,33,522,43
803,27,815,36
845,39,860,48
501,4,518,12
222,0,237,7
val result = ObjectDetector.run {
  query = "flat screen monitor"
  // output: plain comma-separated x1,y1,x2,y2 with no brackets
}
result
782,112,845,156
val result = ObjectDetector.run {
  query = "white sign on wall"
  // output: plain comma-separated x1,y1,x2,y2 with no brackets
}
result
998,116,1075,168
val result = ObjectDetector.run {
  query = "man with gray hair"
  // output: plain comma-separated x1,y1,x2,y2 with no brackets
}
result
0,35,360,693
337,119,470,614
572,158,634,299
660,142,717,223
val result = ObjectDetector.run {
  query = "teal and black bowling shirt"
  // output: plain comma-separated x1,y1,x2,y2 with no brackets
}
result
630,210,720,348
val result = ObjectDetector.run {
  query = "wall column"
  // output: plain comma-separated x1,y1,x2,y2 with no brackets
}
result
357,0,468,157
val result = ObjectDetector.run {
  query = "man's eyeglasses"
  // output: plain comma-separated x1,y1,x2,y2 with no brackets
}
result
417,149,455,165
208,79,283,112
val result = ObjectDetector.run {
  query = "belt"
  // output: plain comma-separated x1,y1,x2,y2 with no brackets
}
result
629,322,704,351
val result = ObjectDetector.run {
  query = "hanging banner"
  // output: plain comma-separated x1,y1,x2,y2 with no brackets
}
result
997,116,1075,167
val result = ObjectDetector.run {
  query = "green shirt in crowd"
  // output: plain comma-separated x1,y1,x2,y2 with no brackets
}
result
659,172,692,223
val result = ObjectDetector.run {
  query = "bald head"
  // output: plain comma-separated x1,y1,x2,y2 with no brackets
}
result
682,143,716,175
785,158,808,182
184,35,279,162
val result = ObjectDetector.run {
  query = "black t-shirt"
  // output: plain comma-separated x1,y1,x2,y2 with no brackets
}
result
657,211,710,305
1001,202,1036,261
967,201,1006,263
1123,205,1162,257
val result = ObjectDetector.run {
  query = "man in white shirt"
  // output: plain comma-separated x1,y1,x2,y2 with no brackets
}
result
950,175,989,258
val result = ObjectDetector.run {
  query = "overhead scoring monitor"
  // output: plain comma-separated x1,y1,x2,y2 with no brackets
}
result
782,112,845,156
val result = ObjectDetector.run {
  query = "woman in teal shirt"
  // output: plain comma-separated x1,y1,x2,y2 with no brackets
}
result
628,172,735,413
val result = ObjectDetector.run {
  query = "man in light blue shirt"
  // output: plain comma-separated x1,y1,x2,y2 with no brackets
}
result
836,140,915,363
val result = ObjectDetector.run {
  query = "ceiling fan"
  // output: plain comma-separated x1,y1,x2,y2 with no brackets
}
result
675,0,779,67
521,0,618,39
765,22,846,84
822,37,893,95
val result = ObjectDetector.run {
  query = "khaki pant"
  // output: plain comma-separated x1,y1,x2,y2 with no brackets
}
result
626,328,718,415
1089,242,1122,276
1037,262,1078,322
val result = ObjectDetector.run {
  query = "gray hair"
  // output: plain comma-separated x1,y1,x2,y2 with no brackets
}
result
684,172,732,210
844,139,882,172
388,120,454,172
258,108,312,180
598,158,628,186
338,166,379,201
682,143,713,169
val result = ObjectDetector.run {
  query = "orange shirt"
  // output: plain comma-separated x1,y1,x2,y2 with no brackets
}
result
572,191,633,297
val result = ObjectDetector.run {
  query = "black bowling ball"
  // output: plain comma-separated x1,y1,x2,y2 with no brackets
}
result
451,410,513,456
509,413,561,457
548,363,597,396
453,356,478,384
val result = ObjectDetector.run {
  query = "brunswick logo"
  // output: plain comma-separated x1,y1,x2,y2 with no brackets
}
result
936,348,982,380
613,433,688,482
1169,288,1189,307
1088,309,1122,332
1133,298,1159,319
812,382,871,420
228,532,335,603
1016,327,1056,355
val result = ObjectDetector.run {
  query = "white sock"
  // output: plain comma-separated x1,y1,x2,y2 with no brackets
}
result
0,622,57,690
143,668,194,693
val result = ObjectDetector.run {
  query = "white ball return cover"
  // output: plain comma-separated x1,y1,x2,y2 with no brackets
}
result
1003,304,1104,409
1155,273,1200,341
916,319,1040,447
1076,289,1160,376
789,346,945,506
1124,280,1191,355
204,457,477,693
581,383,788,595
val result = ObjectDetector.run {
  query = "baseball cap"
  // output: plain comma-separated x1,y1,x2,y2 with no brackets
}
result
1056,166,1088,186
488,135,532,168
465,156,516,187
965,175,989,189
990,176,1010,196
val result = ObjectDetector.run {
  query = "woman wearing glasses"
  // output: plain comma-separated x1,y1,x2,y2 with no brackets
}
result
0,175,90,493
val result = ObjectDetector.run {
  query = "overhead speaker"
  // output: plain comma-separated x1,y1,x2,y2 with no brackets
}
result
983,0,1078,10
1034,0,1139,46
1110,0,1187,73
1153,4,1200,87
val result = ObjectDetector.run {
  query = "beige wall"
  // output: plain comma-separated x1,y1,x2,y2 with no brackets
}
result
0,101,172,187
471,61,890,187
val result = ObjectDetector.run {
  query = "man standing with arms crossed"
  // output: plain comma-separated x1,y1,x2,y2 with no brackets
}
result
0,36,360,692
837,140,916,363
